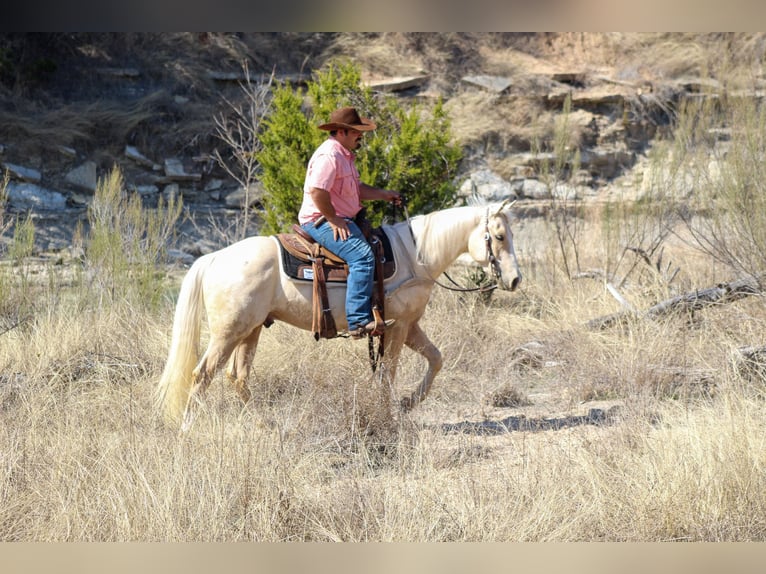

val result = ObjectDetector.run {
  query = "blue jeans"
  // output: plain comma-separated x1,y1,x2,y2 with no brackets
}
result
302,218,375,330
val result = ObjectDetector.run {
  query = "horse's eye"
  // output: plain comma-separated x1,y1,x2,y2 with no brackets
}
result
495,234,505,242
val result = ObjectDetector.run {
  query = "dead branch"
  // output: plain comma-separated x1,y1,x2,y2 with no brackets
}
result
586,273,766,330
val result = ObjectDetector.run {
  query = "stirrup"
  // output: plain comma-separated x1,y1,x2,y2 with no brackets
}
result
348,318,395,340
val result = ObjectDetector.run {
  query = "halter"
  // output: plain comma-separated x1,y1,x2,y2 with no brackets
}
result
405,205,502,294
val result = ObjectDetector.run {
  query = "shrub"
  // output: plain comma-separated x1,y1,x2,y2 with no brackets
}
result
255,60,462,233
672,91,766,279
85,167,182,308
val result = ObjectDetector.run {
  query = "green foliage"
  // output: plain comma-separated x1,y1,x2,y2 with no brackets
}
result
360,99,463,222
0,174,38,323
256,84,324,233
463,265,495,305
255,60,462,233
85,167,182,308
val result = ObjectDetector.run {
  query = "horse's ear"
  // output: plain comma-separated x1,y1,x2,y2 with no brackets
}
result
495,197,517,216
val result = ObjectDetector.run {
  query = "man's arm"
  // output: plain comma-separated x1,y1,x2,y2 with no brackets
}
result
359,183,401,205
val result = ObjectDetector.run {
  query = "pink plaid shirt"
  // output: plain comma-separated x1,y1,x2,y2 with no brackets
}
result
298,137,363,225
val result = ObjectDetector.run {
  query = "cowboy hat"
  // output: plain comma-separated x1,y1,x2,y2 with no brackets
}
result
318,107,377,131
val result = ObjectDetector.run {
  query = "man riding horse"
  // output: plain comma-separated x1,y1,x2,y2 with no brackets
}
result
298,106,402,339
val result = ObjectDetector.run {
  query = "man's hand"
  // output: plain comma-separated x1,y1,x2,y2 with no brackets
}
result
360,183,402,206
385,189,402,207
328,215,351,241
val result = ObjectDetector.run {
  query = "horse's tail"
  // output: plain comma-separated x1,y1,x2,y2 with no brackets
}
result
156,255,208,425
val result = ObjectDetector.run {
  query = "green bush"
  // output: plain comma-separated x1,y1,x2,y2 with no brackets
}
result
255,60,462,233
85,167,182,308
0,173,37,323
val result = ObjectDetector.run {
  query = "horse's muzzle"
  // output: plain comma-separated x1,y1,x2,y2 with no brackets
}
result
501,275,521,291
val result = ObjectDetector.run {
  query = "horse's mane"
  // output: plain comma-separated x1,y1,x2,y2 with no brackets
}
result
410,202,485,267
408,196,510,267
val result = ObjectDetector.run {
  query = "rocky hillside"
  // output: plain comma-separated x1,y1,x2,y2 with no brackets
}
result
1,32,764,255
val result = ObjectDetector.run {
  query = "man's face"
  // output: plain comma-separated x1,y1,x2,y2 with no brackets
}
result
338,128,364,151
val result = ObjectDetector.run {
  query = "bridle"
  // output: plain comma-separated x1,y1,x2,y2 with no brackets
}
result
404,204,503,294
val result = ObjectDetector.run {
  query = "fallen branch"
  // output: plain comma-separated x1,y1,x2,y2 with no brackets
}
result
0,315,30,337
587,273,766,330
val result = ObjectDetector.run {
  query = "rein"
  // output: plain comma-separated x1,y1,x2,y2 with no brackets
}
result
403,204,501,294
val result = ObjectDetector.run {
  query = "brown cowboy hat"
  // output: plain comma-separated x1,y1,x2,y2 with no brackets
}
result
318,107,377,131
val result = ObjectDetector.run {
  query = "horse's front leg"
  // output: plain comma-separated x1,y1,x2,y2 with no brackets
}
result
401,322,443,412
378,323,407,389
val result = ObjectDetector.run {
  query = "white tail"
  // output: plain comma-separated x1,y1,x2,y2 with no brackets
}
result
155,256,208,424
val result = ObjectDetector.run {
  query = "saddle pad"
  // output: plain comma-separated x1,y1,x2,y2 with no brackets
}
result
276,227,396,283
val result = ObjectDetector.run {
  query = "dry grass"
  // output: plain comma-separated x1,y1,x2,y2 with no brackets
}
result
3,228,766,541
5,33,766,541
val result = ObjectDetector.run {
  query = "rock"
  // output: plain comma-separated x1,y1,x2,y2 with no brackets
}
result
461,75,512,94
550,182,580,201
6,182,67,211
2,162,41,183
204,179,224,191
224,183,264,208
459,169,517,202
207,70,248,81
580,148,635,179
69,192,90,206
162,184,181,202
552,72,586,86
96,67,140,77
520,179,550,200
366,75,429,92
166,249,196,266
64,161,98,192
133,184,159,196
164,158,201,182
125,146,159,170
514,178,581,201
57,145,77,158
204,179,224,200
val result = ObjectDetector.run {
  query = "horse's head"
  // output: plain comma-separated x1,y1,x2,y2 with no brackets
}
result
467,199,522,291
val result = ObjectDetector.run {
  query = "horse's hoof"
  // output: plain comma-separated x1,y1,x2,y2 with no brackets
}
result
400,396,413,412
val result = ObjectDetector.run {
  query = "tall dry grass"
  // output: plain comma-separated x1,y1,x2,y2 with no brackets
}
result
5,39,766,539
2,238,766,540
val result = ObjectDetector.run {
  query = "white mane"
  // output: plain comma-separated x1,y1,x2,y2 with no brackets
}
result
408,196,513,269
412,204,484,269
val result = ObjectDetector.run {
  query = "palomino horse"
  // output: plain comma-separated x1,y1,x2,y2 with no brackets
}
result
156,201,522,429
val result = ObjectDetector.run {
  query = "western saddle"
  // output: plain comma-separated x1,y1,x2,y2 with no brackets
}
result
275,224,393,341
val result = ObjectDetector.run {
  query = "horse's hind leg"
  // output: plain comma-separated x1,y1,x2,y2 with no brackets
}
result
181,337,238,432
401,322,443,411
226,325,263,405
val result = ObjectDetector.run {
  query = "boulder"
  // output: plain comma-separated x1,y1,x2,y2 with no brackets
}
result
459,169,517,202
461,75,512,94
366,75,429,93
225,183,264,208
125,146,160,170
64,161,98,192
7,182,67,211
2,162,41,183
164,158,201,182
520,178,550,200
